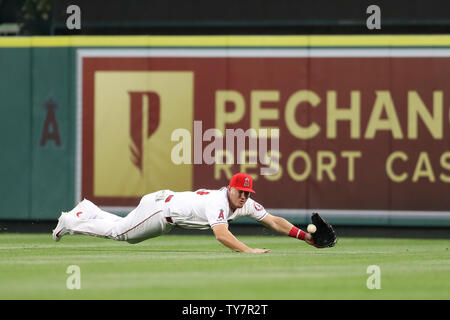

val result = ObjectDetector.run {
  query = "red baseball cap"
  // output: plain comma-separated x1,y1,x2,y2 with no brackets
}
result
229,173,256,193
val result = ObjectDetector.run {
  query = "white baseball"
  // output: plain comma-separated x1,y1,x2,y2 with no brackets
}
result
307,224,317,234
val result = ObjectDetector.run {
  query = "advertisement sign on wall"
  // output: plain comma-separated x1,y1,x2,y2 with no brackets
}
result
78,47,450,218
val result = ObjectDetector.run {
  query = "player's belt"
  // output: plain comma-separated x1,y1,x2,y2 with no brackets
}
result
162,193,174,224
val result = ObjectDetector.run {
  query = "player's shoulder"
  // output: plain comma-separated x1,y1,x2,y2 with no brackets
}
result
242,196,256,207
242,197,265,212
194,187,227,201
193,187,222,194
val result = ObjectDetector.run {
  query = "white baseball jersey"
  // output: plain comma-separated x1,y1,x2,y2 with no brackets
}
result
163,187,268,230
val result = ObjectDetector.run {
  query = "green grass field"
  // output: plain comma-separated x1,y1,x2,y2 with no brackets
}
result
0,233,449,300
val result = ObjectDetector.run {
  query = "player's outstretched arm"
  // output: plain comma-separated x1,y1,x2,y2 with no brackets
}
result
260,213,315,246
212,224,270,253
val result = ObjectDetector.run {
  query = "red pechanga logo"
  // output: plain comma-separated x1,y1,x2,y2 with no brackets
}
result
128,91,160,174
80,63,193,207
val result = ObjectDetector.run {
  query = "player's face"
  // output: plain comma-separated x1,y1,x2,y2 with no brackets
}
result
227,187,250,210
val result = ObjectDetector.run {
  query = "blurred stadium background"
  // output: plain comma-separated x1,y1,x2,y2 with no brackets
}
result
1,0,450,239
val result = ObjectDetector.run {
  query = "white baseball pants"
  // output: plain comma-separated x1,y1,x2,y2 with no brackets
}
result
63,192,173,243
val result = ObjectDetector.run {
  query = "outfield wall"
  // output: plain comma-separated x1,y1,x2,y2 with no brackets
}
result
1,35,450,227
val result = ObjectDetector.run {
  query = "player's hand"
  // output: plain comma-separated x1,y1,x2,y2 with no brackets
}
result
304,233,317,247
249,248,270,253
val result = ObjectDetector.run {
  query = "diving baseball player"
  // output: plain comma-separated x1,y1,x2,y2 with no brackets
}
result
52,173,316,253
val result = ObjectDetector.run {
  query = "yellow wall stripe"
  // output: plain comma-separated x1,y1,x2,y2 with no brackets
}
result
1,35,450,48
